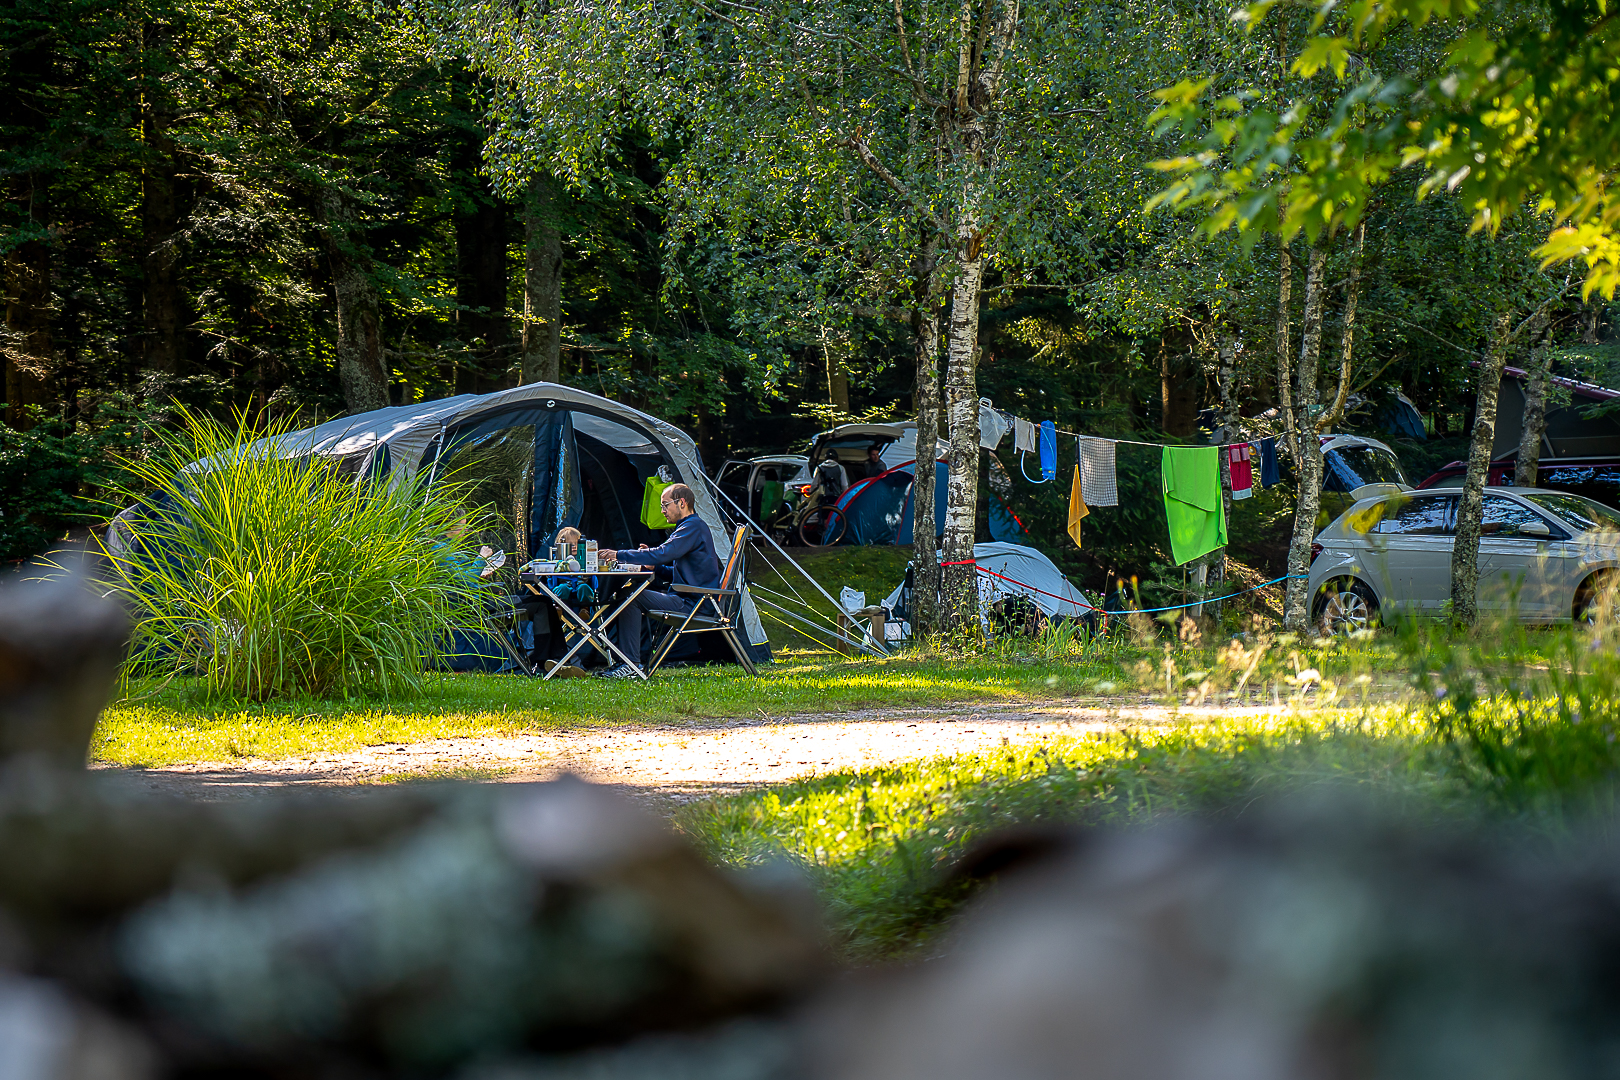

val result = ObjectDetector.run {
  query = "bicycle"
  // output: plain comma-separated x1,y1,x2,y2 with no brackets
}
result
764,481,849,546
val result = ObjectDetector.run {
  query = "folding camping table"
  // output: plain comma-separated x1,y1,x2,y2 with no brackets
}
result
521,567,653,680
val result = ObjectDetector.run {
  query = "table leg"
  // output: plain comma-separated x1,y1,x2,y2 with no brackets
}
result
527,578,653,679
589,577,653,676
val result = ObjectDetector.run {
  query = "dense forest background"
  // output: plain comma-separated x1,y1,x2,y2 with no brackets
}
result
4,0,1616,572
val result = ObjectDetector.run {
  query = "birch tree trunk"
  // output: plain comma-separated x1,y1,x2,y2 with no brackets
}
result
317,186,390,414
1275,236,1296,463
939,238,984,632
1514,314,1553,488
911,234,943,637
1318,223,1364,433
1451,313,1516,626
1204,333,1239,620
521,176,562,385
1282,244,1327,631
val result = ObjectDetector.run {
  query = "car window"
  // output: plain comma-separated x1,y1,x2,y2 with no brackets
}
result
1325,446,1408,491
1370,495,1455,535
1481,495,1555,538
1591,467,1620,509
1523,491,1620,532
1540,465,1596,493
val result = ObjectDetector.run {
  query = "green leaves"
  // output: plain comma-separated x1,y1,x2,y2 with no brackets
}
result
1148,0,1620,296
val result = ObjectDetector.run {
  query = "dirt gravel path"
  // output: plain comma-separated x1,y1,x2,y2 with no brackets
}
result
103,699,1294,811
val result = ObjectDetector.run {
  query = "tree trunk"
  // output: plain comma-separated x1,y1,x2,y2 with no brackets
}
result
317,187,390,414
521,176,562,385
827,345,850,412
1318,222,1364,433
141,22,183,376
911,234,943,637
1209,333,1238,620
457,194,510,391
1282,244,1328,631
1275,237,1296,463
939,240,984,633
1159,341,1199,437
4,226,53,429
1451,313,1516,626
1514,314,1553,488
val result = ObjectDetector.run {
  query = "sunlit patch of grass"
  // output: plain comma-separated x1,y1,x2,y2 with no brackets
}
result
676,708,1443,961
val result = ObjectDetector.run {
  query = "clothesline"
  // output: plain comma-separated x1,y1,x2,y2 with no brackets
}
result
978,400,1279,567
1051,425,1256,451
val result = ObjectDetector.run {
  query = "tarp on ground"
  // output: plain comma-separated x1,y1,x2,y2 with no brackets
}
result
830,460,948,545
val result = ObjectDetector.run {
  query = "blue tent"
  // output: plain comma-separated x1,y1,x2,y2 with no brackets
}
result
831,460,949,545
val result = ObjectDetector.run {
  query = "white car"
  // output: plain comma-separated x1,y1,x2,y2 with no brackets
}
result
1308,487,1620,631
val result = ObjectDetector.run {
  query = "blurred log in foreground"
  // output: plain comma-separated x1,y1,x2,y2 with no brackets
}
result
0,574,824,1079
0,570,127,766
823,805,1620,1080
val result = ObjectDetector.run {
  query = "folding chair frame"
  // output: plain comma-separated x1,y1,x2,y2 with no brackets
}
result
645,525,758,676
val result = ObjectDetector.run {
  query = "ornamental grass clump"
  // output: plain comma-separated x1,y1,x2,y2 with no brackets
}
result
104,410,486,701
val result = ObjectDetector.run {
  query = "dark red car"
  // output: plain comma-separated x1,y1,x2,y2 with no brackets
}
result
1417,456,1620,509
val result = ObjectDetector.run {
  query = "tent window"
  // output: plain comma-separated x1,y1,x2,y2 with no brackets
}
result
435,422,540,562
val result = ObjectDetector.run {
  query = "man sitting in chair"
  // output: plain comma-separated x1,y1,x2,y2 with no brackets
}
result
596,483,719,678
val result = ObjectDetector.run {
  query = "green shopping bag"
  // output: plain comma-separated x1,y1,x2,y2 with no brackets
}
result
641,477,675,529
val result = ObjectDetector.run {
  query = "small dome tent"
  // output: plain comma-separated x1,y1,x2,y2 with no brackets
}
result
882,542,1094,637
223,383,772,665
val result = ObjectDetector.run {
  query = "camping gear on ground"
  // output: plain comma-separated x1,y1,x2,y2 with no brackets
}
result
195,382,769,671
1161,446,1228,566
645,525,759,675
882,542,1095,639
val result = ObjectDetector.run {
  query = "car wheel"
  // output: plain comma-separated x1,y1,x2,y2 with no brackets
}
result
1574,570,1618,624
1314,579,1379,636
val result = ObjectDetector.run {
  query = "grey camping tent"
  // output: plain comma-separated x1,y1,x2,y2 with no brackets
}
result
239,383,772,663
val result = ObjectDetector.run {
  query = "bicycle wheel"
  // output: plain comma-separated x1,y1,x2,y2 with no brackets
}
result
798,506,847,547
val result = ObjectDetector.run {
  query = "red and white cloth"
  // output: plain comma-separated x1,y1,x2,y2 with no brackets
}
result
1227,443,1254,500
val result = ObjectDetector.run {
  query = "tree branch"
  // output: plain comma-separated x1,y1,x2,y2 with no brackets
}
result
844,130,947,233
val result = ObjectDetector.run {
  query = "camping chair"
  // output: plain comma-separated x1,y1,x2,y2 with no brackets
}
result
645,524,758,676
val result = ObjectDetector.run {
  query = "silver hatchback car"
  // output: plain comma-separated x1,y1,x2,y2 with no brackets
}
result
1308,487,1620,631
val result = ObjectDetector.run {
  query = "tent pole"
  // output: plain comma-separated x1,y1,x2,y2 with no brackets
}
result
751,594,887,659
423,426,449,495
698,471,889,655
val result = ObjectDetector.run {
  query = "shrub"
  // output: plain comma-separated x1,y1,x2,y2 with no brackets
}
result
0,397,156,561
103,410,488,701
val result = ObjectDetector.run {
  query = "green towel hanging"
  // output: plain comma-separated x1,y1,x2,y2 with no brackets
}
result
1161,446,1227,565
